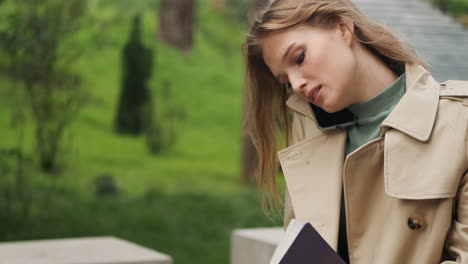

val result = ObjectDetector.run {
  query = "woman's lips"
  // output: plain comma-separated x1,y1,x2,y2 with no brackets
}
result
306,85,322,104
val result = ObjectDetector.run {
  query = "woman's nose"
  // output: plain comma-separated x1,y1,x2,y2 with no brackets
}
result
290,78,307,94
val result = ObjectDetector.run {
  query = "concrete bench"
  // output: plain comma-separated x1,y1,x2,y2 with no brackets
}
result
230,227,283,264
0,236,172,264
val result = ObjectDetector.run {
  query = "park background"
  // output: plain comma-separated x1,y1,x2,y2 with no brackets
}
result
0,0,467,263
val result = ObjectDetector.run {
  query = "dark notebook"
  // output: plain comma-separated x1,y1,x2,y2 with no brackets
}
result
269,219,346,264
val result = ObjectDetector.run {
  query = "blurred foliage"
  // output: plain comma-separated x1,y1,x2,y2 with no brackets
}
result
0,0,108,173
114,14,153,135
427,0,468,17
226,0,251,22
95,0,159,14
0,0,282,263
0,148,33,219
0,146,61,221
145,80,186,154
94,172,121,198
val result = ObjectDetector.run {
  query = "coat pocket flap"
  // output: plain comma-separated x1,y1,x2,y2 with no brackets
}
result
384,129,466,199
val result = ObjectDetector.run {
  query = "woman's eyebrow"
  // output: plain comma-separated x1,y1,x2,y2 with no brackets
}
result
275,42,297,82
281,42,296,63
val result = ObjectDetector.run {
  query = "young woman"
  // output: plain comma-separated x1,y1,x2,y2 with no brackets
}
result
243,0,468,263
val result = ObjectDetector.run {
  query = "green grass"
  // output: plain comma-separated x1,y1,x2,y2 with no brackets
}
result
0,2,284,264
0,186,275,264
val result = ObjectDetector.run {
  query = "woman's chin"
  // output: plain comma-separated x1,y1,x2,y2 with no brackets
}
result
320,103,345,114
305,96,344,114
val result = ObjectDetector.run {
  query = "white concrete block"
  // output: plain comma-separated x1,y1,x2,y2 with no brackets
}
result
231,227,283,264
0,236,172,264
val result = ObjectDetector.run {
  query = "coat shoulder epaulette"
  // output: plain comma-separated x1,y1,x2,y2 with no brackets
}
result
439,80,468,107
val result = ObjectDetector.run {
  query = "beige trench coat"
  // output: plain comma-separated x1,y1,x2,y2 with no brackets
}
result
278,63,468,263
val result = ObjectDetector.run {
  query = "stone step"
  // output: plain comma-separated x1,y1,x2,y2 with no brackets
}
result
356,3,442,14
379,20,463,30
355,2,456,19
0,237,173,264
353,0,468,82
410,42,468,52
354,1,468,34
394,31,468,41
362,13,460,27
358,7,458,21
358,5,442,16
356,0,430,2
231,227,283,264
387,25,464,35
353,0,438,11
384,22,468,33
396,28,468,37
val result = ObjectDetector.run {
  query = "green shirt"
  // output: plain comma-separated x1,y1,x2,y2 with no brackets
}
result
338,72,407,262
345,73,407,156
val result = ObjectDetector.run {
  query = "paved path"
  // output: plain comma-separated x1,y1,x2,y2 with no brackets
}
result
354,0,468,81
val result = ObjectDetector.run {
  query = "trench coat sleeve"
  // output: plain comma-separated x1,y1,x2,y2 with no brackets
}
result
441,104,468,263
283,112,305,230
442,169,468,263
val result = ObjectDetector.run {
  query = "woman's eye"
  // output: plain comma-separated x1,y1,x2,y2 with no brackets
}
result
296,52,305,64
283,82,292,89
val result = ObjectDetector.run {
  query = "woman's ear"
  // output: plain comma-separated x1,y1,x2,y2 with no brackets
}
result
337,17,355,46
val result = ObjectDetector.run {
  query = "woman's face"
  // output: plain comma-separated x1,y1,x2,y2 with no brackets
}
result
261,23,358,113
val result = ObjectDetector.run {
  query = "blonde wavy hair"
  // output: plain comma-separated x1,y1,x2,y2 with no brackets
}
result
243,0,428,215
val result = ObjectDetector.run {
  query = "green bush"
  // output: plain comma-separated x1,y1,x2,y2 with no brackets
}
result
429,0,468,16
0,0,92,173
449,0,468,16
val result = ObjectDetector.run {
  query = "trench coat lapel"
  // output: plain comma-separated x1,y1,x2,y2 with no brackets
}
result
380,64,440,141
279,96,347,249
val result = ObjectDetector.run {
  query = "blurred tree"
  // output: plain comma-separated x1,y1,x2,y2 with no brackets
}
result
158,0,195,51
211,0,227,11
114,14,153,135
0,0,96,173
145,80,186,155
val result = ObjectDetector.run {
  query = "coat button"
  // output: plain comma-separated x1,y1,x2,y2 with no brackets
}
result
408,217,422,230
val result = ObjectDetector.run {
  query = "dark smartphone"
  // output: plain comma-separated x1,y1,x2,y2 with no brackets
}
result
309,103,356,131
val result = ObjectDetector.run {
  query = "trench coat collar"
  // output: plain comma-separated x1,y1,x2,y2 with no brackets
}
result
285,63,439,142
